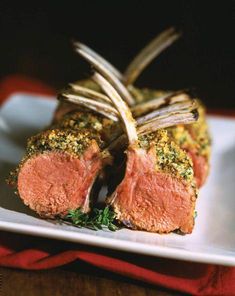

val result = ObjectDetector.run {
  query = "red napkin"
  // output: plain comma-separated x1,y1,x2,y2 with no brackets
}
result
0,75,235,296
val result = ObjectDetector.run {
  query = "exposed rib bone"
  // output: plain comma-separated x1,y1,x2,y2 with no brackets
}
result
69,85,192,120
69,83,111,103
74,42,135,106
132,92,190,117
105,110,199,152
64,89,196,128
124,27,181,85
93,72,138,145
73,41,122,80
137,99,198,125
137,110,199,135
61,93,119,121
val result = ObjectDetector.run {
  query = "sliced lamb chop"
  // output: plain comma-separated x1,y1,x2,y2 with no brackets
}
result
8,110,117,218
94,72,197,234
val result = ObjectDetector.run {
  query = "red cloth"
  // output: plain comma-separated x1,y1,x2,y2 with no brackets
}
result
0,75,235,296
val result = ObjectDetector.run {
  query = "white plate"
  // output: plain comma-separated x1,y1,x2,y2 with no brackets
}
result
1,94,235,266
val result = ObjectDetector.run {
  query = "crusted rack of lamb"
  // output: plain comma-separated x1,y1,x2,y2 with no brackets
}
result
8,28,210,233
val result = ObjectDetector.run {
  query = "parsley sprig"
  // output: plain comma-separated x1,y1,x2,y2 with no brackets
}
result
65,206,119,231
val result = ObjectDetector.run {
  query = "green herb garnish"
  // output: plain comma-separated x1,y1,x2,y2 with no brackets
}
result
65,206,119,231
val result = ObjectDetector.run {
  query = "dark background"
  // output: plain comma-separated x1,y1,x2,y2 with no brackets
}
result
0,1,234,108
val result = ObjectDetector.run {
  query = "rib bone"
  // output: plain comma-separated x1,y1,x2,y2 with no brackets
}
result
93,72,138,145
74,42,135,106
61,93,119,121
124,27,181,85
63,89,197,128
131,92,190,117
73,42,122,80
69,84,190,118
69,83,111,103
137,110,199,135
136,99,198,125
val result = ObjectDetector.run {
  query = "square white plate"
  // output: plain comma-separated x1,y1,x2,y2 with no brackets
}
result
1,94,235,266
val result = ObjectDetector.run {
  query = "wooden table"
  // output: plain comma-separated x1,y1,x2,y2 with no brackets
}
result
0,265,185,296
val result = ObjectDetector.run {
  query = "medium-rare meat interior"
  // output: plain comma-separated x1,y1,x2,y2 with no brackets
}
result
93,72,198,234
8,111,116,218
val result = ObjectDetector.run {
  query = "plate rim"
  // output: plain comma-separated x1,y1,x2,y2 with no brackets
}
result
1,220,235,267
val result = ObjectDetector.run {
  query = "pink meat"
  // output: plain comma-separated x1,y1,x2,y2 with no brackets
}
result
17,143,102,218
187,150,209,187
108,147,196,233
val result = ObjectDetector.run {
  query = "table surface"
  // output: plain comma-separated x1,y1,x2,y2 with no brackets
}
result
0,266,185,296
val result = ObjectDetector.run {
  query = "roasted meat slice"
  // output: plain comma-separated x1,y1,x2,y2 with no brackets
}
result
94,72,198,234
8,111,115,218
109,135,197,233
17,132,101,218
